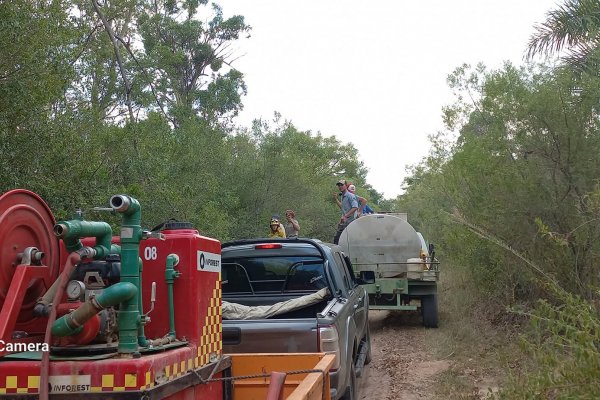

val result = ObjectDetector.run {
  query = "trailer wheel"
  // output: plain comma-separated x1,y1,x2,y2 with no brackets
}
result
421,294,439,328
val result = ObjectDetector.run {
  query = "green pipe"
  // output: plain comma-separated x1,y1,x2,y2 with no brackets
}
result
52,282,137,337
54,220,114,259
165,254,180,337
137,257,149,348
109,195,142,354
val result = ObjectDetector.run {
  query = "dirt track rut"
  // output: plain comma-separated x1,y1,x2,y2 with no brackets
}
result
358,311,452,400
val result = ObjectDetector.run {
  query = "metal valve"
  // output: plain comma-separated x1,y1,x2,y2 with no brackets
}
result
142,230,165,241
143,282,157,321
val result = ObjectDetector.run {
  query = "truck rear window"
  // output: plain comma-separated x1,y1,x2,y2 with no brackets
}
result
222,256,327,294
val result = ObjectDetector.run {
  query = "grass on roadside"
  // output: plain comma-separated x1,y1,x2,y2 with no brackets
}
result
423,266,526,400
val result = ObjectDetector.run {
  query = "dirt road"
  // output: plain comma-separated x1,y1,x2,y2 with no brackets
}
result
358,310,452,399
358,309,501,400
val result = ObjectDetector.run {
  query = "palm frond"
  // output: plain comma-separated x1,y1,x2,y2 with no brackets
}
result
563,42,600,75
527,0,600,60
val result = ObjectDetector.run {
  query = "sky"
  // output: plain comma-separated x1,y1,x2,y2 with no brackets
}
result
218,0,558,199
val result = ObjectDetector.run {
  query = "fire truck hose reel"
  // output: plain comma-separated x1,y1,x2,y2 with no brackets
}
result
0,189,60,322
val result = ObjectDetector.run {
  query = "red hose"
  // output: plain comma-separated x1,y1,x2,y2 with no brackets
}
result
39,251,82,400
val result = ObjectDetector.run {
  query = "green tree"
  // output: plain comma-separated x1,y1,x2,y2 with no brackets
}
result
222,114,369,240
397,62,600,302
0,0,77,128
0,0,382,248
136,1,251,127
0,0,86,198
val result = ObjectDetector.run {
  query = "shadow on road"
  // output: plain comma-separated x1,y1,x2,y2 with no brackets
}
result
369,310,424,332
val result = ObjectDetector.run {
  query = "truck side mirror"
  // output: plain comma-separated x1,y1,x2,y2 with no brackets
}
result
428,243,435,254
357,271,375,284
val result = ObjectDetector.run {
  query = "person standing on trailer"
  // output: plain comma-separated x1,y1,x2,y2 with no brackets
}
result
333,179,358,245
348,184,373,217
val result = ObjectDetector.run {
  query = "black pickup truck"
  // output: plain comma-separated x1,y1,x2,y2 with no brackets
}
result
221,238,373,400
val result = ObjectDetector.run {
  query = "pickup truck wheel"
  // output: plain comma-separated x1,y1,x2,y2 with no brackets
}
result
364,326,372,365
341,362,357,400
422,294,439,328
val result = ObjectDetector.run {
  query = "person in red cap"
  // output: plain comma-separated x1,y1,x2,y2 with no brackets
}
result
347,184,372,216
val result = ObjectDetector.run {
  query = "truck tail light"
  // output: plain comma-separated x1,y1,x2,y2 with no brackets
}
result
318,325,340,371
255,243,282,249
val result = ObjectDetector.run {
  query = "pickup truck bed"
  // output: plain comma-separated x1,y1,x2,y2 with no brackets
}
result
224,292,329,319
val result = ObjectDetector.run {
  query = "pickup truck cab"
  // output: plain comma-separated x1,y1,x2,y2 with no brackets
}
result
221,238,372,400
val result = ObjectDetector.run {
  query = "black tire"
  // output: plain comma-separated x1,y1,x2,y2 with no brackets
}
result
340,362,357,400
364,325,372,365
422,294,439,328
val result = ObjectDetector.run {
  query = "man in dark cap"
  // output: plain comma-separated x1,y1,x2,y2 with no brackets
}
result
333,179,358,244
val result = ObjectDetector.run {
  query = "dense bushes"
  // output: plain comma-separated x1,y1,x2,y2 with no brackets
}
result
498,287,600,399
395,63,600,397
